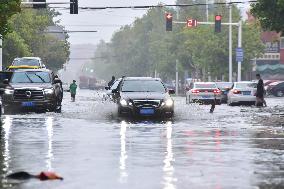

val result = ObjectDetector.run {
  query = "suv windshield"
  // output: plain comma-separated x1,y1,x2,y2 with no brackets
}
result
11,72,51,83
121,80,166,92
13,59,40,66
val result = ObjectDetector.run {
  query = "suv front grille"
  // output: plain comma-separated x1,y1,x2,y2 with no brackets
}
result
133,100,161,107
14,89,44,101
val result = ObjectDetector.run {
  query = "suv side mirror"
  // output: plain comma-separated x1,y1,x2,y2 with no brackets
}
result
53,78,61,84
3,79,9,85
168,89,175,94
105,86,110,90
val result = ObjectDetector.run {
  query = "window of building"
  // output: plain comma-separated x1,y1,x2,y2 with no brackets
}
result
281,37,284,49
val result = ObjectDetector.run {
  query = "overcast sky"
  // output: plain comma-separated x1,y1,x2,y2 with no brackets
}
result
48,0,250,45
48,0,176,45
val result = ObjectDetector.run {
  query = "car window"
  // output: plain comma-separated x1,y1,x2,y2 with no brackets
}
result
216,82,232,89
277,83,284,87
194,83,217,89
11,72,51,83
236,83,257,88
121,80,166,92
13,59,40,66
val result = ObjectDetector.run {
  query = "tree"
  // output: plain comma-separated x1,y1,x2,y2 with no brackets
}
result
251,0,284,34
0,0,21,38
3,9,70,70
92,3,265,81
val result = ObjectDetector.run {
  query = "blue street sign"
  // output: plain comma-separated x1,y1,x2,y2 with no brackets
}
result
236,47,244,62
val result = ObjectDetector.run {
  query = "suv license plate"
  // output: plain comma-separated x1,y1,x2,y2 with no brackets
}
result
22,102,35,107
140,108,154,115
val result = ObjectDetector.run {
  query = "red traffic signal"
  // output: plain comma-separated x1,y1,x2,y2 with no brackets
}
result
215,15,222,21
215,15,222,33
165,13,173,31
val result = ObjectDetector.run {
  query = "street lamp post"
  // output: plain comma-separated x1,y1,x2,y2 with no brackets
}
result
0,35,2,71
229,3,233,82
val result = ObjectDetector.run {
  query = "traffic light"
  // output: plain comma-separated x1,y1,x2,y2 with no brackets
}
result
33,0,46,9
215,15,222,33
165,13,173,31
70,0,78,14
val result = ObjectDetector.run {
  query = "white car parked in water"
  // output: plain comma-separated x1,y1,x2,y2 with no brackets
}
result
186,82,222,104
227,81,257,106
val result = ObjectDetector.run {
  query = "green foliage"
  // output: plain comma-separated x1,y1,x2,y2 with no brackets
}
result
0,0,21,38
251,0,284,34
93,3,265,81
2,9,70,71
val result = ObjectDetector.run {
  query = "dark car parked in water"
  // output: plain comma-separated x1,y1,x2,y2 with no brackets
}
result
111,77,175,118
2,69,63,113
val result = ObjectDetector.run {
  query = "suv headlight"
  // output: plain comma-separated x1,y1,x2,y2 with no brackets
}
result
164,99,174,107
44,88,54,94
4,89,14,95
120,99,128,106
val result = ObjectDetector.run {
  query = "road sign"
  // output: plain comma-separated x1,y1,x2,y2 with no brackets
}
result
236,47,244,62
187,19,197,28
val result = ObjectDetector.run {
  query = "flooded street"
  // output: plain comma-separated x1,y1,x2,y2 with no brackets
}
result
0,90,284,189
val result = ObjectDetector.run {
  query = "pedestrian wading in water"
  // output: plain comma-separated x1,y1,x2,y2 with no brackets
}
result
255,74,267,107
69,80,78,102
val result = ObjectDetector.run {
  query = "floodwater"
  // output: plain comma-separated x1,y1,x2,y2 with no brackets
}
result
0,90,283,189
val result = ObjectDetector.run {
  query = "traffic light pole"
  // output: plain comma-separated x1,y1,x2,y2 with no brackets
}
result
229,5,232,82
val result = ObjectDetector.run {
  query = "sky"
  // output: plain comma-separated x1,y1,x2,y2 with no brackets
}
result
48,0,176,45
48,0,250,45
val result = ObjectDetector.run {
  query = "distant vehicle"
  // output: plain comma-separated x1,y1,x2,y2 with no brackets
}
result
79,76,89,89
2,69,63,113
185,78,201,91
111,77,175,118
266,81,284,97
215,82,233,103
186,82,222,104
88,77,97,90
227,81,257,106
7,57,46,70
164,83,175,91
62,82,69,92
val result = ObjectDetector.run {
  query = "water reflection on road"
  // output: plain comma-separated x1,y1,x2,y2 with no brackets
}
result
0,90,283,189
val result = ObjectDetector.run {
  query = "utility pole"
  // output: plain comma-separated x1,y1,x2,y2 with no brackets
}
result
175,60,179,96
229,3,233,82
0,35,2,71
237,20,242,81
206,0,209,22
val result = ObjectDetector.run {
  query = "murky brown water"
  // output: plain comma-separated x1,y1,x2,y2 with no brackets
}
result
0,90,283,189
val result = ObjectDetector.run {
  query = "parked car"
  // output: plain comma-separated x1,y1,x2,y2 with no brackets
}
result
111,77,175,118
2,69,63,113
215,82,233,103
186,82,222,104
62,82,69,92
7,57,46,70
227,81,257,106
266,81,284,97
